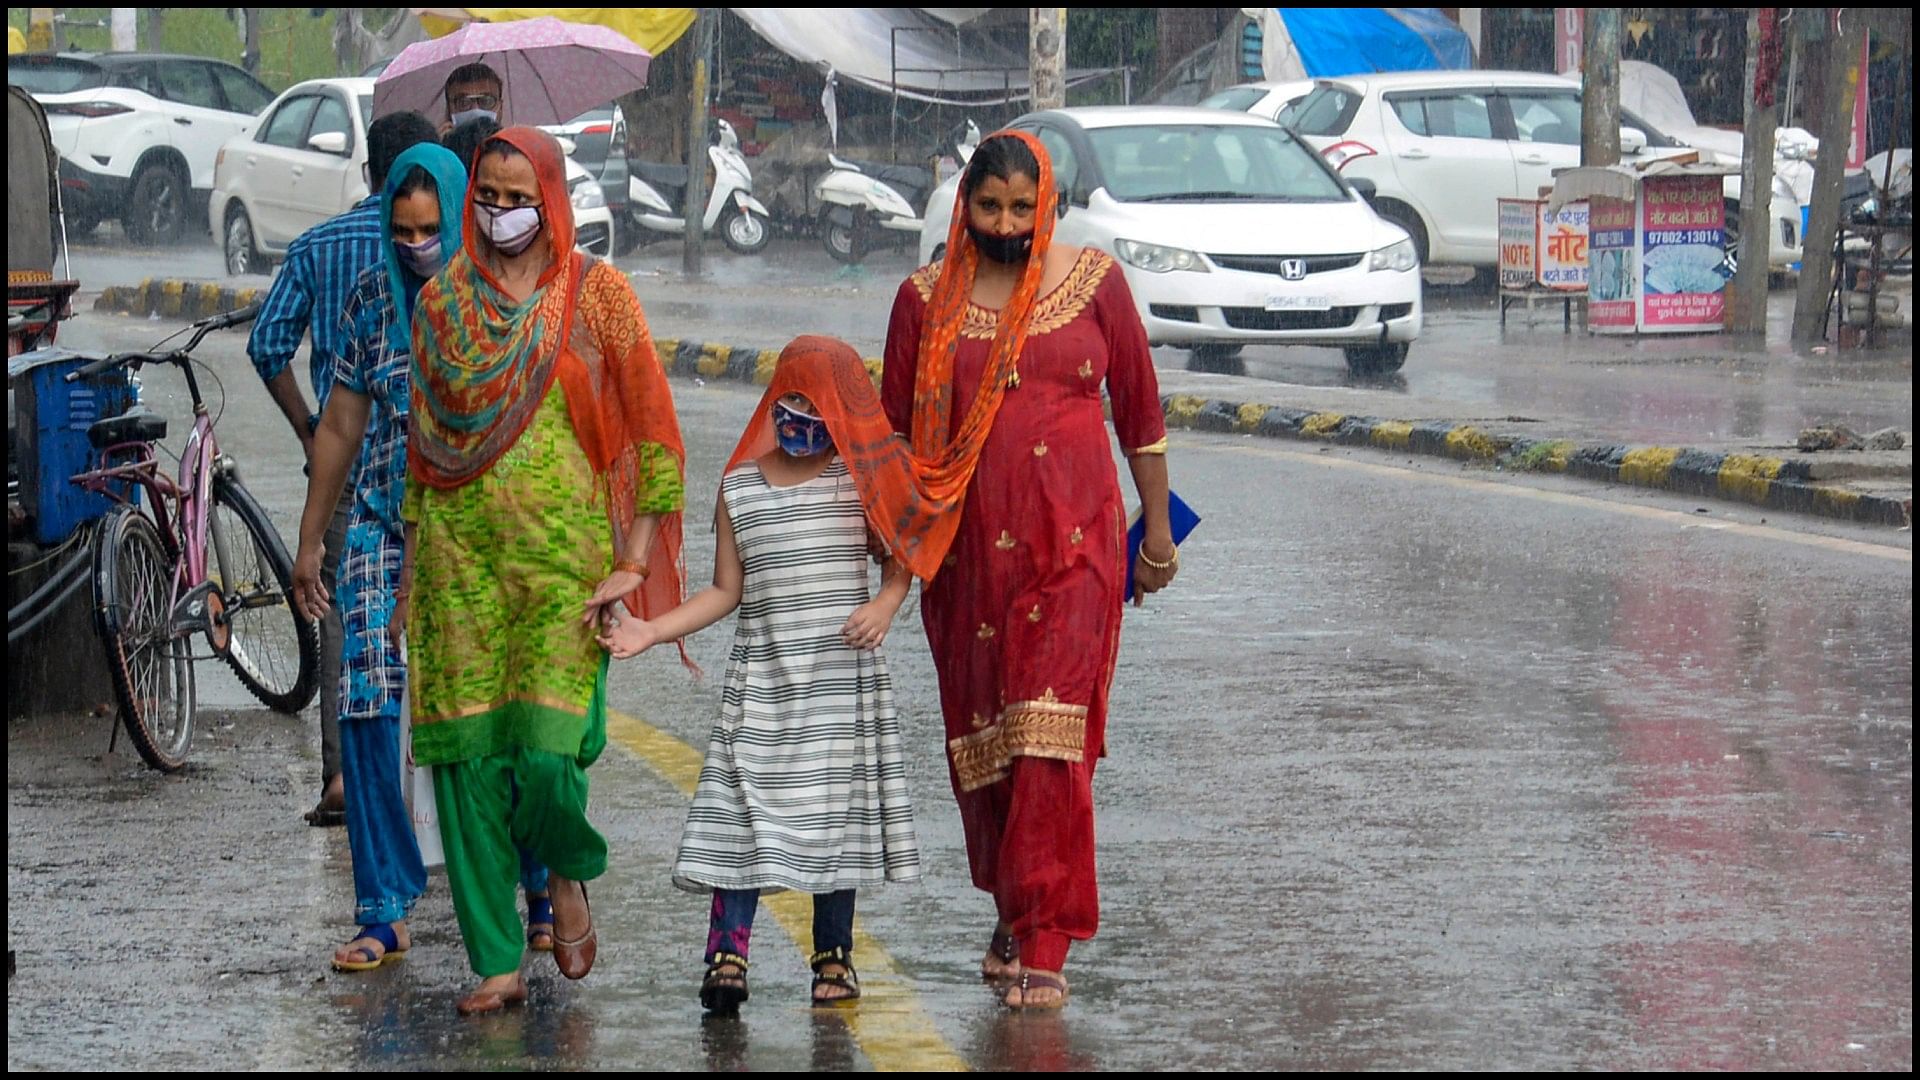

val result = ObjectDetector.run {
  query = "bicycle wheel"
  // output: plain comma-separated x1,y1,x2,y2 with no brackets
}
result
209,475,319,714
93,505,197,771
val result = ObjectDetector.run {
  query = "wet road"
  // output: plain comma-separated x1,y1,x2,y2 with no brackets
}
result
67,231,1914,447
7,313,1913,1070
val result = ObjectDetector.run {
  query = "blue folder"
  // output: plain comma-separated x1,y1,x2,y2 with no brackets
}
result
1125,490,1200,603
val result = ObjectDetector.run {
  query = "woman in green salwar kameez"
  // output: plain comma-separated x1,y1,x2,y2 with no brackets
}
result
401,126,688,1016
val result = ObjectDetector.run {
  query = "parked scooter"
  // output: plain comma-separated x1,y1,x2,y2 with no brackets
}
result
815,120,980,264
624,119,772,254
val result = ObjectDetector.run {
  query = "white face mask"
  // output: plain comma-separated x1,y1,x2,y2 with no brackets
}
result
475,203,543,256
450,107,498,129
395,235,444,278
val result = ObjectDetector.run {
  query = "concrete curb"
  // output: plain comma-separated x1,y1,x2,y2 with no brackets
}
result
91,285,1911,528
94,279,268,321
1163,394,1913,528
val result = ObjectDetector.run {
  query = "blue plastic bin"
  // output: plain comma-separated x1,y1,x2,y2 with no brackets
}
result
8,347,139,546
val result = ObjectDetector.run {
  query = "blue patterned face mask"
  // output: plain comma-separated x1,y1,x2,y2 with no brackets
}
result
772,401,833,457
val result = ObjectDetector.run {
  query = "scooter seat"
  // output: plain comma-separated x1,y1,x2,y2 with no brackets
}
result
844,160,933,206
88,405,167,449
633,161,690,189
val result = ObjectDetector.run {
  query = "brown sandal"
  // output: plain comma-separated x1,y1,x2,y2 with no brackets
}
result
981,925,1020,982
552,882,596,980
1006,970,1069,1010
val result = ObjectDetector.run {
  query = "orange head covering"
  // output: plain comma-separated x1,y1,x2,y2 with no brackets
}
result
726,336,947,581
904,129,1058,571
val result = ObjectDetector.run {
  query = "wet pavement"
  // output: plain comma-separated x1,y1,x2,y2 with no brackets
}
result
8,311,1911,1070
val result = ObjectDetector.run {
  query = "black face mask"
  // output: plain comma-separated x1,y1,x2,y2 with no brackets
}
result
968,223,1035,264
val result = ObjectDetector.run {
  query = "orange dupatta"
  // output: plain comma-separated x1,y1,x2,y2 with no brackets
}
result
724,336,946,582
905,129,1058,572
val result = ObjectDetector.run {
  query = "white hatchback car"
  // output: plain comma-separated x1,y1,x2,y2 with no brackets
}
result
211,77,616,275
8,51,275,245
920,107,1422,374
1273,70,1802,271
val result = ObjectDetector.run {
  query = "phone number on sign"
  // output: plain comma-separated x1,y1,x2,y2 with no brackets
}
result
1645,229,1722,245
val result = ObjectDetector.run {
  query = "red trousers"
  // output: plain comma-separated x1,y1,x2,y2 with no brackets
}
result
954,753,1098,972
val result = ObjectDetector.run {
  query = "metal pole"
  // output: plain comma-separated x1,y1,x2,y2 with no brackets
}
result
684,8,715,277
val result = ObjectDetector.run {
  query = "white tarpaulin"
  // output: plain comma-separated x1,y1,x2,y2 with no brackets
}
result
730,8,1114,105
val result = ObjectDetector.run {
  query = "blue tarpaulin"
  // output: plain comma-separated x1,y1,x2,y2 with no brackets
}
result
1269,8,1473,80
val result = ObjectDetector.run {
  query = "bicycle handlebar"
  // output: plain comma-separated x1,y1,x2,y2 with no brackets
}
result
65,302,262,383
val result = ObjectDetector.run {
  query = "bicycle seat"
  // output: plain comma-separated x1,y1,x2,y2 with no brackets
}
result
88,405,167,449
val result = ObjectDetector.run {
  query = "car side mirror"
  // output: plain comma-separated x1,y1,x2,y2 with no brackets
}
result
307,131,349,155
1349,177,1378,202
1619,127,1648,155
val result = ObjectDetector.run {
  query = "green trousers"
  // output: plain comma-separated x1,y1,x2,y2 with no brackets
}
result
434,739,608,977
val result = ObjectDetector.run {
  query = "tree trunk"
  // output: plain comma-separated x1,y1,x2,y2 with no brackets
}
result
1791,10,1865,345
1030,9,1067,111
1580,9,1621,167
1730,8,1781,335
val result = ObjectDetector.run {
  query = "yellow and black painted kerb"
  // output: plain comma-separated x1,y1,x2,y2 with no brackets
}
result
1160,392,1911,528
94,283,1909,529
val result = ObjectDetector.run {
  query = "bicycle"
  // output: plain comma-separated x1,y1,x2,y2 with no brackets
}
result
64,303,319,771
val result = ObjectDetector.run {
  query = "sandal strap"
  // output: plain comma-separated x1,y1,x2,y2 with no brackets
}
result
346,922,401,956
1019,971,1068,994
989,927,1019,963
706,952,751,975
808,946,854,973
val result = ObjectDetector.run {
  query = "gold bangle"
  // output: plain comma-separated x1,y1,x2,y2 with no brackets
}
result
1138,544,1178,571
614,559,650,578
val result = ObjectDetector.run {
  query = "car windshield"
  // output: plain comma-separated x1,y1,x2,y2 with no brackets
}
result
1200,86,1268,113
1282,85,1360,135
7,57,107,94
1088,124,1347,203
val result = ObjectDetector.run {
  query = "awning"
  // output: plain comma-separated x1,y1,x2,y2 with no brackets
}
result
730,8,1118,105
1252,7,1474,83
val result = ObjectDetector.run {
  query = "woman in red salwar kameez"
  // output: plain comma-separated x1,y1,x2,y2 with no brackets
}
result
881,132,1179,1009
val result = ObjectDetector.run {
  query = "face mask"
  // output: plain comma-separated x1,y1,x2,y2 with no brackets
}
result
772,401,833,458
968,222,1035,264
475,202,543,256
450,107,498,129
394,234,444,278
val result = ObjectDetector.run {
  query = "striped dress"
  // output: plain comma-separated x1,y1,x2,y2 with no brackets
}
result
672,459,922,893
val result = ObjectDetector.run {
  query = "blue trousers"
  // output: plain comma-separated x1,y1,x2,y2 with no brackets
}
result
706,888,856,963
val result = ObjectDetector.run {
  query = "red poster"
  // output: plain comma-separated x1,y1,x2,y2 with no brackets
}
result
1848,37,1869,170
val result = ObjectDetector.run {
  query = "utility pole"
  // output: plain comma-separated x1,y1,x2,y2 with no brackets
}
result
684,8,716,278
1580,9,1621,167
1730,8,1783,335
1792,9,1866,345
1030,9,1066,110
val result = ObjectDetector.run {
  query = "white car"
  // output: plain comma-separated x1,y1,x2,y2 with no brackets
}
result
8,51,276,245
1274,70,1803,271
1201,79,1316,122
211,78,615,275
920,107,1422,375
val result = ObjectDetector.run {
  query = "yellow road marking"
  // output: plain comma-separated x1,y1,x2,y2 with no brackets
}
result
605,708,969,1072
1214,440,1910,563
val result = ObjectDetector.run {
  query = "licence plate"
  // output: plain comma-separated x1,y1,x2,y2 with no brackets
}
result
1264,295,1332,312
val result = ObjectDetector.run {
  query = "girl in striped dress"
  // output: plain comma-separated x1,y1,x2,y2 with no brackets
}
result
601,336,947,1012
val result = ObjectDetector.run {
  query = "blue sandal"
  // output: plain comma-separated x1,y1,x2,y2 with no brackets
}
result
332,923,406,972
527,894,555,953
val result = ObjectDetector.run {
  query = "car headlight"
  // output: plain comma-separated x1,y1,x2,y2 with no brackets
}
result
1369,238,1417,272
1115,238,1209,274
571,183,606,211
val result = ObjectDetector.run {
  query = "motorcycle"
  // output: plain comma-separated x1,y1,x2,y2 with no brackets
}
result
624,118,772,255
815,120,980,264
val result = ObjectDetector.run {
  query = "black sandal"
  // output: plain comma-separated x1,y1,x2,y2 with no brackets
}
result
700,953,750,1013
809,946,861,1005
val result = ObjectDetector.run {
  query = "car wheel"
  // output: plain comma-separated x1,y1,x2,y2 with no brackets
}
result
1375,201,1429,266
1344,341,1409,376
1187,344,1246,374
126,160,188,246
720,206,770,255
224,206,266,277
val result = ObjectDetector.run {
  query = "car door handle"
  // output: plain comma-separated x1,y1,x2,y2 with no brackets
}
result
1399,149,1430,160
1518,154,1549,165
173,117,192,126
291,166,304,178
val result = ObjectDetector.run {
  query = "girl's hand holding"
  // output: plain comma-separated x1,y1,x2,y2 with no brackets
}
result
597,607,662,660
582,570,645,626
841,600,895,651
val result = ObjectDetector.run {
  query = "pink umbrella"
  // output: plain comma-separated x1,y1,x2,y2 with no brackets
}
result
373,16,652,128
